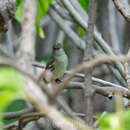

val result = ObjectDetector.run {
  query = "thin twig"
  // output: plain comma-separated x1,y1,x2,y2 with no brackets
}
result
3,121,18,130
67,82,130,100
53,54,130,98
56,30,65,45
31,64,125,89
59,0,125,83
0,58,85,128
14,0,80,129
3,106,34,120
49,7,86,50
124,48,130,90
52,1,72,21
112,0,130,23
17,112,44,130
83,0,96,126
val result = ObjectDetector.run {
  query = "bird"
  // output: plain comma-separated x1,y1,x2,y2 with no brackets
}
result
39,43,68,83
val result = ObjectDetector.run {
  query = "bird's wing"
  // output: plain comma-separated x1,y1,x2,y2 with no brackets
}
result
46,56,56,71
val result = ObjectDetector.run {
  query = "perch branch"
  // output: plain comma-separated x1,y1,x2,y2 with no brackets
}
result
53,54,130,98
59,0,125,85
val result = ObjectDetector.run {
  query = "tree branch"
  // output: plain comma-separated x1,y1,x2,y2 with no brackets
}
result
59,0,125,85
112,0,130,23
48,7,86,50
124,48,130,90
53,54,130,98
83,0,96,126
0,58,86,129
67,82,130,100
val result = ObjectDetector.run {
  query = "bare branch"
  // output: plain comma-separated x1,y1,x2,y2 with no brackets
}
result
54,54,130,98
49,7,86,50
124,48,130,90
3,121,18,130
17,112,44,130
67,82,130,100
13,0,82,129
66,71,125,89
0,58,86,129
52,0,72,21
16,0,37,61
112,0,130,23
59,0,125,84
56,30,65,44
32,64,125,89
83,0,96,125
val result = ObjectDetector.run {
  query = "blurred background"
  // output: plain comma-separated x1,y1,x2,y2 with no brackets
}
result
1,0,130,124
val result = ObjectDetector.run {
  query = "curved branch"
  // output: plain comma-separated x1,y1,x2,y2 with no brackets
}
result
58,0,125,85
54,54,130,97
49,7,86,50
112,0,130,23
0,58,85,126
67,82,130,99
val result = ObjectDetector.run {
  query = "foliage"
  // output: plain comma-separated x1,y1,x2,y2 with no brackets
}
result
37,0,52,19
77,26,86,37
77,0,90,37
78,0,90,12
0,67,25,128
15,0,52,38
99,110,130,130
15,0,24,22
35,24,45,39
3,100,25,124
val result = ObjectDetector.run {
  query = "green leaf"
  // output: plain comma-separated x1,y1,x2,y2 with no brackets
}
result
15,0,24,22
78,0,90,12
15,0,52,22
123,110,130,130
99,114,123,130
15,0,52,38
35,0,52,38
4,100,25,125
35,24,45,39
99,110,130,130
77,26,86,37
64,90,72,97
77,0,89,37
16,0,22,6
38,0,52,19
0,67,25,128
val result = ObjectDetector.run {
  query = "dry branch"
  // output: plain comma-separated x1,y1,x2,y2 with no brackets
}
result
83,0,96,125
54,54,130,98
53,0,126,87
67,82,130,100
14,0,82,129
124,48,130,90
112,0,130,23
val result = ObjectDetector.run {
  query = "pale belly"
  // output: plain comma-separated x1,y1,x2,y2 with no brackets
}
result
52,60,67,80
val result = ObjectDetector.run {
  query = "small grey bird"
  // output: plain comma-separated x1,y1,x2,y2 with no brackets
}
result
39,43,68,82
